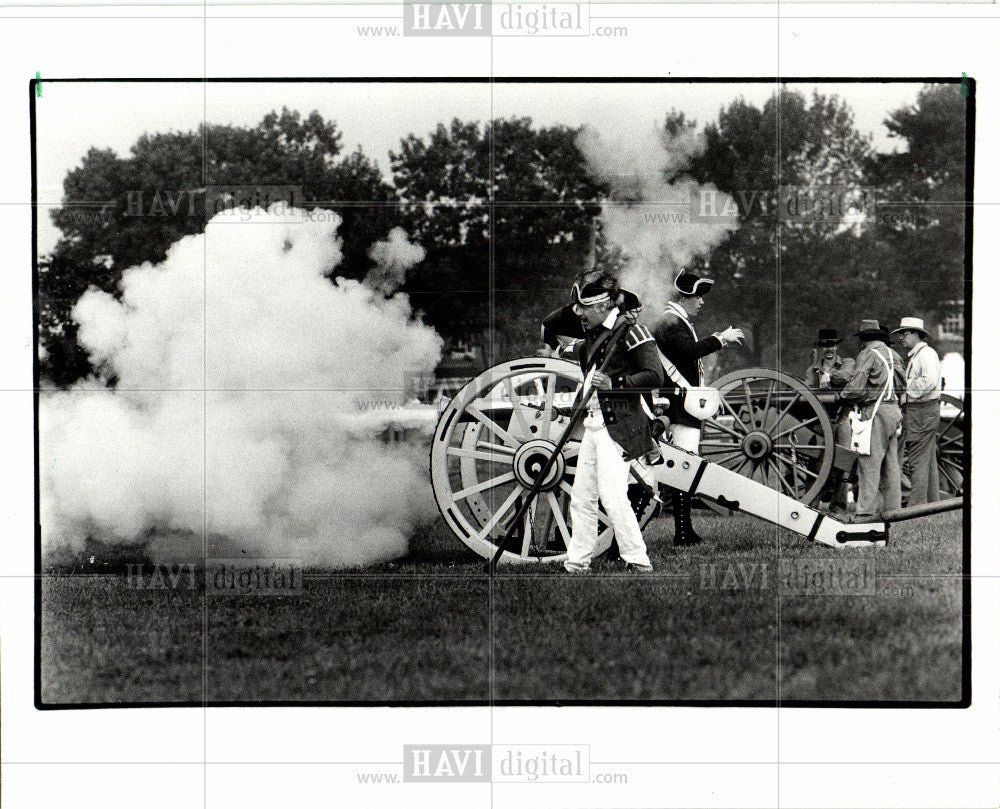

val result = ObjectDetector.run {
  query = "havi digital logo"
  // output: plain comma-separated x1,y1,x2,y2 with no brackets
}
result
404,2,491,36
402,745,491,782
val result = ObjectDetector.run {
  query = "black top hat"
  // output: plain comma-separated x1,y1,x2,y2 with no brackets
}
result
854,319,893,341
674,270,715,297
815,328,843,347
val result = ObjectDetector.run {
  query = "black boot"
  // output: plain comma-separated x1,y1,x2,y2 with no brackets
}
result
671,489,702,547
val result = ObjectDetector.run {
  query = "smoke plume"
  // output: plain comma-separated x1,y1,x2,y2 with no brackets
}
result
577,124,739,316
365,226,427,294
40,207,443,568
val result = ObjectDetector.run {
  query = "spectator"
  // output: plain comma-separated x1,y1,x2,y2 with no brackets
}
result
804,329,856,512
838,319,906,523
891,317,942,505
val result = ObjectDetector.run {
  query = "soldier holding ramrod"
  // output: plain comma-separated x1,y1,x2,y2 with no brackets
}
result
562,277,664,573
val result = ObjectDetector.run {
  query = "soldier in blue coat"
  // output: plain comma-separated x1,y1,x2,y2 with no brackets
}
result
563,278,664,573
653,270,744,545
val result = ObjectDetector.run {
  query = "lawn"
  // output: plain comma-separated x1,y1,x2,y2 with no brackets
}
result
39,510,965,705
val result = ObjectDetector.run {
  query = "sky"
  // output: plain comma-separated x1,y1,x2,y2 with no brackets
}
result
35,80,925,254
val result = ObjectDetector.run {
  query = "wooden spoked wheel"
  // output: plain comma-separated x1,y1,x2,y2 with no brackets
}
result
934,393,965,498
430,358,660,564
698,368,836,508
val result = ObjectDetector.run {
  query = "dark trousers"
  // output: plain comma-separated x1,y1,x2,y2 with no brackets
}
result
900,400,940,506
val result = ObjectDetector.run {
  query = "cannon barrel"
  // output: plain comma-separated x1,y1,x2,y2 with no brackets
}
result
882,497,963,523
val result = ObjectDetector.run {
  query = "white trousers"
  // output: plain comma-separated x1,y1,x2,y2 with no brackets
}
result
565,411,653,570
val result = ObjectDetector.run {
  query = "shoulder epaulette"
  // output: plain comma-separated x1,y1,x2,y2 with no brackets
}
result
625,324,654,350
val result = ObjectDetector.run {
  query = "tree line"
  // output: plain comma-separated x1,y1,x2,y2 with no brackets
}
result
39,84,967,386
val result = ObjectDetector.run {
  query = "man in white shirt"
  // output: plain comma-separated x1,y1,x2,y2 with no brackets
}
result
891,317,942,505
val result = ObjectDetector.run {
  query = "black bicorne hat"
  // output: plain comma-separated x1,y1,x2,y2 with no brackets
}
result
815,328,843,347
572,280,614,306
674,269,715,297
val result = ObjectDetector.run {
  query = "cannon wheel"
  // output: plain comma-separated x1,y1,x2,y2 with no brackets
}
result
698,367,836,511
430,357,660,564
935,393,965,498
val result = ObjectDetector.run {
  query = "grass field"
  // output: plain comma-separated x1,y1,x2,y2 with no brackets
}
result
40,510,965,705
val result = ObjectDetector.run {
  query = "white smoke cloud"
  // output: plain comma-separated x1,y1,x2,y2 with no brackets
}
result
577,124,739,316
40,207,443,568
365,226,427,294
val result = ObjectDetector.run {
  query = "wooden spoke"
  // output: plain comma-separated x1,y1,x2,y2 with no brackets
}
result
772,416,820,441
742,380,756,425
475,486,525,542
546,491,572,544
771,390,802,427
704,450,745,468
453,471,516,500
939,412,962,433
521,501,535,557
732,457,752,477
466,405,519,448
761,379,776,428
503,377,532,437
703,418,744,441
767,458,796,497
447,446,515,464
476,441,515,455
938,433,963,449
938,464,963,494
719,396,750,434
541,373,558,440
772,451,819,480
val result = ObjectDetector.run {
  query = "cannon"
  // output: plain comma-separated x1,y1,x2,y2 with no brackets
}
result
429,357,966,565
699,368,965,512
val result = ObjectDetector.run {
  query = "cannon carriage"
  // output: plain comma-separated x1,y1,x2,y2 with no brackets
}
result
429,357,965,564
700,368,965,512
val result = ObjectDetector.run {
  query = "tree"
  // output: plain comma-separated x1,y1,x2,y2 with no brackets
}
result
390,117,605,361
864,84,967,321
683,90,877,374
40,109,399,385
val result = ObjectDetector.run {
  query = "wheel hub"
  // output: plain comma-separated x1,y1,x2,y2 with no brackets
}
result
742,430,773,460
512,439,565,491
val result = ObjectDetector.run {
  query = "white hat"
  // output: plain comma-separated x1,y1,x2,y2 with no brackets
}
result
891,317,930,338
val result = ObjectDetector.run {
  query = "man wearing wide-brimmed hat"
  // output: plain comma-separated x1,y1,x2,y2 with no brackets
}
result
892,316,942,505
804,328,856,511
805,328,855,391
839,319,907,522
